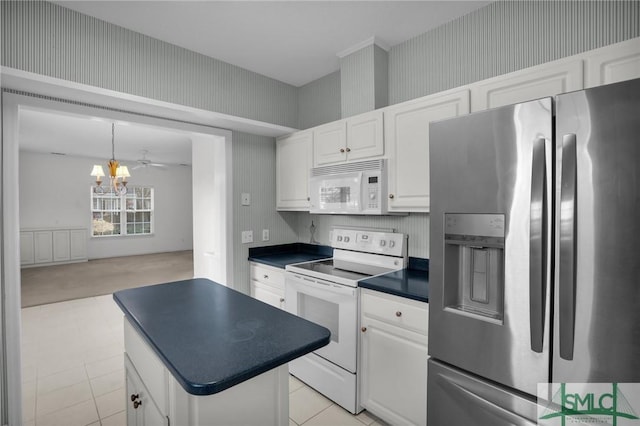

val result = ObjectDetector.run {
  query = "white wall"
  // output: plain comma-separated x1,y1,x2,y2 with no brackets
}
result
19,151,193,259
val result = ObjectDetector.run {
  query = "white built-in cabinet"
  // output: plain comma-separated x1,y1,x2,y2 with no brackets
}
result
385,90,470,212
276,131,312,211
125,355,168,426
20,228,88,267
470,58,584,112
359,289,429,426
250,262,286,310
584,38,640,88
275,37,640,213
313,110,384,167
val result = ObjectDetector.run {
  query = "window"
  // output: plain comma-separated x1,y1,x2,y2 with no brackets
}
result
91,186,154,237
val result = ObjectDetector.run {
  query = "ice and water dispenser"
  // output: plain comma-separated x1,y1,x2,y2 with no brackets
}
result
443,214,505,324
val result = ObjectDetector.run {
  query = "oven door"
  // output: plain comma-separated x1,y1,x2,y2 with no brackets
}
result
285,272,358,373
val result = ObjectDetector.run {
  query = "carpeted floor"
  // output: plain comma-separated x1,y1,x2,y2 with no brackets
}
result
20,250,194,307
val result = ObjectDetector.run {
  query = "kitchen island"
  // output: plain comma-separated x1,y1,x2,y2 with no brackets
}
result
113,278,330,426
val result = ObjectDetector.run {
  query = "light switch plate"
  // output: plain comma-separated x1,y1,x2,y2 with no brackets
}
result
241,193,251,206
241,230,253,244
262,229,269,241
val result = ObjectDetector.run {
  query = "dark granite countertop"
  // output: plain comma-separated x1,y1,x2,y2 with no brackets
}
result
113,278,330,396
248,243,332,269
358,258,429,303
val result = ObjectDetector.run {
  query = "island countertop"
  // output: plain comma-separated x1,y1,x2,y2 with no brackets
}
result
113,278,330,396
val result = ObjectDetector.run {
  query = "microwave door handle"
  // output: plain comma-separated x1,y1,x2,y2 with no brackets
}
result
559,134,577,360
529,138,549,353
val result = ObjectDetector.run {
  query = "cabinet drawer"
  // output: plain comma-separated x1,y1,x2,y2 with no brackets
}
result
250,263,285,289
361,289,428,336
124,319,168,416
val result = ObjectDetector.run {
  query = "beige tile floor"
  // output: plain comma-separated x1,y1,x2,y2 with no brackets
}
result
21,295,386,426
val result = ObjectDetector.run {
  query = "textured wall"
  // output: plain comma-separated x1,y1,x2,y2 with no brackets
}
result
232,132,299,294
389,0,640,104
295,212,429,259
297,71,341,130
298,0,640,126
340,45,375,118
1,0,298,128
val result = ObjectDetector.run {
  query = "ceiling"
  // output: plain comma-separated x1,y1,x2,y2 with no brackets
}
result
19,108,193,165
53,0,491,87
22,1,491,163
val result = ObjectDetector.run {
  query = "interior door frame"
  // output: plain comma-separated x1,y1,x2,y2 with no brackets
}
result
1,89,234,425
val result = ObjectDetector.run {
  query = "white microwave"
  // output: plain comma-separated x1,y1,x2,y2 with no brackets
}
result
309,159,392,215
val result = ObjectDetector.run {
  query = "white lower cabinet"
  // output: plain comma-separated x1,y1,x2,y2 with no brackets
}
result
125,355,169,426
359,289,429,426
250,262,286,309
20,228,88,267
124,318,289,426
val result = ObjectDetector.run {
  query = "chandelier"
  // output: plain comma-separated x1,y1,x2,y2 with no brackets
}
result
90,123,130,195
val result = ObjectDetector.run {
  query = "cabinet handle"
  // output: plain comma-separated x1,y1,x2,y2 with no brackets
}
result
396,311,402,317
346,147,351,152
389,194,395,199
280,298,285,302
361,326,367,332
130,394,139,402
134,400,142,409
340,148,345,153
307,197,310,201
264,275,269,279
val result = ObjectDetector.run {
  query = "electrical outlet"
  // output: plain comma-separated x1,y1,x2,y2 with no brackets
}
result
241,193,251,206
262,229,270,241
241,230,253,244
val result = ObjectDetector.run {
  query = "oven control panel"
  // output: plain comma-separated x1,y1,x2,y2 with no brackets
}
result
330,228,407,257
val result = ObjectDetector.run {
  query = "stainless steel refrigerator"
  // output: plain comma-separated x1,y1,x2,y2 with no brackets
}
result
427,78,640,425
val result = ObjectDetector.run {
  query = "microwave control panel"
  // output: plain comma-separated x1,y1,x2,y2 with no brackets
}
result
364,173,381,212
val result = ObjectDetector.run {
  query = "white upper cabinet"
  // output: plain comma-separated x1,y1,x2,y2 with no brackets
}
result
345,110,384,162
313,110,384,167
584,38,640,88
313,120,346,166
470,58,584,112
385,89,470,212
276,131,312,210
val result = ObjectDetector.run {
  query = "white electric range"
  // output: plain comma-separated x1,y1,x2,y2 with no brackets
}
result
285,228,408,414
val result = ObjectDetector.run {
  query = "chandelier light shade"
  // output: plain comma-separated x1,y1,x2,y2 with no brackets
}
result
90,123,130,195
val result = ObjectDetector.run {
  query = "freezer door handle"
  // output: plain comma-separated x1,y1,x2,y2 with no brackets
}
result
529,138,550,353
559,134,577,360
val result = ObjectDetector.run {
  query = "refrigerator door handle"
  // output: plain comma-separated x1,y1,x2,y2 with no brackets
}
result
529,137,549,353
559,134,577,360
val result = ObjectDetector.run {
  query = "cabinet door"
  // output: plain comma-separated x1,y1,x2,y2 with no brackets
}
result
471,58,583,112
276,131,312,210
346,110,384,161
20,232,35,265
385,90,470,212
251,280,285,309
33,231,53,263
52,230,71,262
585,38,640,88
125,356,169,426
69,229,87,260
313,120,347,166
360,316,428,426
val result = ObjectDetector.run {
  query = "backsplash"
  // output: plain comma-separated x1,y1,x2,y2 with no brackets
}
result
293,212,430,259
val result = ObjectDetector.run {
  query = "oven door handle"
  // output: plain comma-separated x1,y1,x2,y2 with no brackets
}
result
286,275,356,296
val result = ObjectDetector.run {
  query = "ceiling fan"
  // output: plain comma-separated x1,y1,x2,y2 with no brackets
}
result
132,150,167,170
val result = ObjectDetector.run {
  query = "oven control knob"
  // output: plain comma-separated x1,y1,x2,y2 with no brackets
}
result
337,236,343,242
380,240,386,247
389,240,396,248
344,237,350,243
